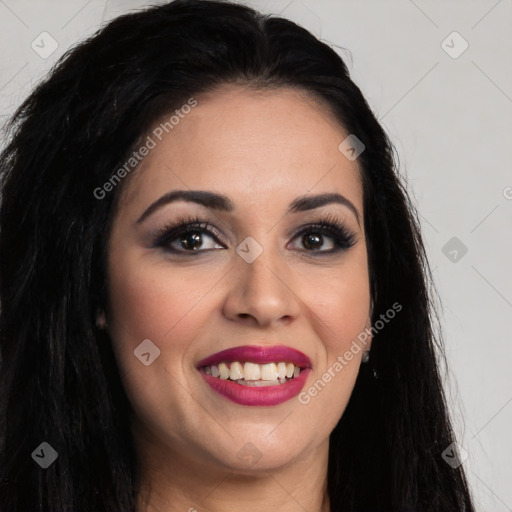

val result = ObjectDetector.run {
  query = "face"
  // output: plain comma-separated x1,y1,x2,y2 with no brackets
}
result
103,85,371,476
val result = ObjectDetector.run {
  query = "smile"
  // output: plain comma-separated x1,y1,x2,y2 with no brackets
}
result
196,345,312,406
202,361,301,385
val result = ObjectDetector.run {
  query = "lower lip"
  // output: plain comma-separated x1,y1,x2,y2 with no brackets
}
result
199,368,312,406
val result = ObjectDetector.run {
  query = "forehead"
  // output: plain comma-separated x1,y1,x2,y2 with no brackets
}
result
116,85,363,217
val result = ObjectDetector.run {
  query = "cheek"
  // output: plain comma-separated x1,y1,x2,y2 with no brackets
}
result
295,252,370,419
303,253,371,351
320,281,370,349
104,257,219,435
105,252,230,402
107,254,217,344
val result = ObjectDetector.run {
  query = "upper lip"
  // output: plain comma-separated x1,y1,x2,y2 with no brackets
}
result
196,345,312,369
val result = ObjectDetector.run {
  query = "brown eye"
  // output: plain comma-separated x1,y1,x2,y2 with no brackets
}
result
152,218,226,254
177,231,203,251
289,221,356,254
301,232,333,251
164,229,224,252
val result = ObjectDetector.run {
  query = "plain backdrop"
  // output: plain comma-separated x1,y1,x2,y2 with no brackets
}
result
0,1,511,510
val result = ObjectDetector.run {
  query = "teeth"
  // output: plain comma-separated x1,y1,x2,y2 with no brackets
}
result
202,361,303,384
219,362,229,380
229,361,243,380
244,362,261,381
237,378,281,387
260,363,277,381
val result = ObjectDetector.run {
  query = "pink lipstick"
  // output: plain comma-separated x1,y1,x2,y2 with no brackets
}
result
196,345,312,406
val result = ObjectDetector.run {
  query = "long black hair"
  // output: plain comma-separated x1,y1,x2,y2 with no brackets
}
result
0,1,475,510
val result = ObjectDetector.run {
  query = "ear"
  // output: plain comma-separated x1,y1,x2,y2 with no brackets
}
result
365,316,372,349
95,309,108,330
364,302,373,350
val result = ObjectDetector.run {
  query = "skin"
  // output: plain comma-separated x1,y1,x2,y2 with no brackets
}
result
101,84,372,512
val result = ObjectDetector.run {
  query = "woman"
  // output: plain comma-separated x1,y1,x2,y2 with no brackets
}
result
0,0,476,510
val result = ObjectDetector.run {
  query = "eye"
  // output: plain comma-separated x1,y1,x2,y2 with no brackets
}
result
291,230,337,252
289,217,356,254
168,229,223,252
151,216,226,254
151,214,357,255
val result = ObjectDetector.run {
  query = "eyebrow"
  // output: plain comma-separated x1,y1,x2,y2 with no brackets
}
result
136,189,360,224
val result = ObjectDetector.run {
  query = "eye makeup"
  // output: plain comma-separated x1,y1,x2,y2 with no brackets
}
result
149,212,357,256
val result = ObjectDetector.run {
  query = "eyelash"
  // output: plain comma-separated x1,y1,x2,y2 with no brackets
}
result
151,213,356,256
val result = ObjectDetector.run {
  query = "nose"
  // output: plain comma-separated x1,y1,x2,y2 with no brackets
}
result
221,245,301,328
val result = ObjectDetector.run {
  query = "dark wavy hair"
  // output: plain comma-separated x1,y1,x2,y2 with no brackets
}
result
0,1,475,510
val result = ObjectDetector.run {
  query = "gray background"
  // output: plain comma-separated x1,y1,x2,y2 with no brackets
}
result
1,1,511,510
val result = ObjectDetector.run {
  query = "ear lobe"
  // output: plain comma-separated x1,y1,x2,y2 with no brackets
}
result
364,314,373,351
366,299,374,344
96,310,108,330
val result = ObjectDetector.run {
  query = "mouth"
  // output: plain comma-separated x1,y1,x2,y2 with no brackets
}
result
196,345,312,406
